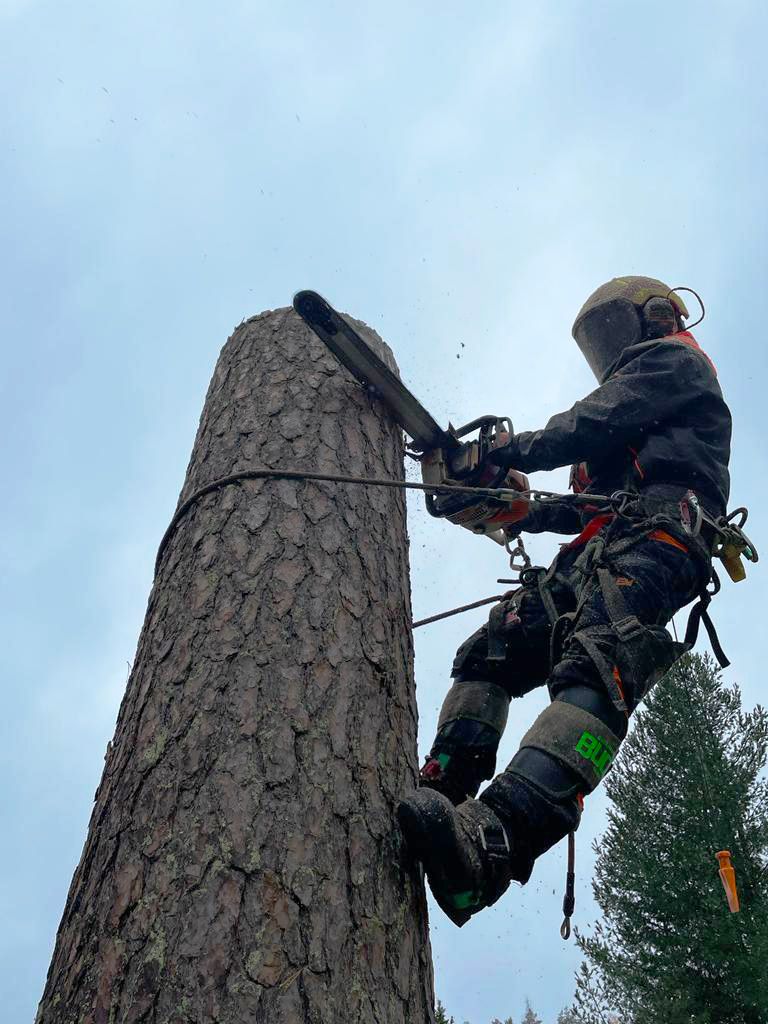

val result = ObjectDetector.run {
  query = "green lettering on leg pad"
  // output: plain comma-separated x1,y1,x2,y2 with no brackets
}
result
575,730,616,779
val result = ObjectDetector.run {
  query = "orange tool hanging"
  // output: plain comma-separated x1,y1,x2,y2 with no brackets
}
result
716,850,740,913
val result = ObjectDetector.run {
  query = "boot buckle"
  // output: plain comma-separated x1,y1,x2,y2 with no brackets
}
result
478,822,510,860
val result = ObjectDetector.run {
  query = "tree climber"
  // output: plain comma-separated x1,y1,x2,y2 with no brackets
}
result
397,276,733,926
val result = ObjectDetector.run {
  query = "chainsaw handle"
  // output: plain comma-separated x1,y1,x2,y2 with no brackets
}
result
451,414,514,443
451,415,514,490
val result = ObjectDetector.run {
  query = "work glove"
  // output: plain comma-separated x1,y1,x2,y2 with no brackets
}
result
476,432,531,530
485,433,522,470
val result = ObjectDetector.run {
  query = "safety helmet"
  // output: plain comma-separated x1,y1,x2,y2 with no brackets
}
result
572,276,690,382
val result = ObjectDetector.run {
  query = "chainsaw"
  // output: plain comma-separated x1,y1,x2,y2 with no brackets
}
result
293,290,529,543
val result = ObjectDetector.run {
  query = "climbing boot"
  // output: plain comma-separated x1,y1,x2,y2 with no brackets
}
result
397,789,521,926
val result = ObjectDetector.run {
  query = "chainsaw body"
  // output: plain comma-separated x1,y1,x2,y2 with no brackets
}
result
418,415,530,535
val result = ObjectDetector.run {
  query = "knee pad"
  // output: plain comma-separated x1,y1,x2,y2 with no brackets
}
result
479,684,627,873
513,689,625,796
437,679,511,737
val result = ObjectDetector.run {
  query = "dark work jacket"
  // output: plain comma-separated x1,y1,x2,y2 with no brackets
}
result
509,333,732,535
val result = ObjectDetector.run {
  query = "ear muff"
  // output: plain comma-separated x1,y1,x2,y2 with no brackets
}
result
572,276,692,382
642,297,680,340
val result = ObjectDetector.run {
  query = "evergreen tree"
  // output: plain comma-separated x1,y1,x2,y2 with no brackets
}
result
574,653,768,1023
520,1000,542,1024
556,1007,580,1024
569,961,620,1023
435,1000,454,1024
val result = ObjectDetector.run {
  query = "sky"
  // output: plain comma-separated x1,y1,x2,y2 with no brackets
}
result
2,1,767,1021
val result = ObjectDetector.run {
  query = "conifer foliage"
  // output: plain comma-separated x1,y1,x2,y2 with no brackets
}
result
556,1010,579,1024
436,1000,455,1024
572,653,768,1022
521,1000,543,1024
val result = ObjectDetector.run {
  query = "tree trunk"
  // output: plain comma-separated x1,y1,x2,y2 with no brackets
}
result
37,306,435,1023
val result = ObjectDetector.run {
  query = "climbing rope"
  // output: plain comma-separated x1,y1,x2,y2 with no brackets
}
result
153,465,617,576
412,595,507,629
154,466,756,657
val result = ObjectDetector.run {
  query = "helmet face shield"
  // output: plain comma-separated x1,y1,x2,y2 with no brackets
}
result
572,276,690,382
572,298,642,381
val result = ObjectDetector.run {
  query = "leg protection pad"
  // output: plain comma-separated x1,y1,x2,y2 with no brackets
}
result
517,699,623,794
480,685,624,876
437,679,511,734
421,680,511,804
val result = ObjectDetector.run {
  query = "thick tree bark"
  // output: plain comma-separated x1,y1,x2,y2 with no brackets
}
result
37,307,434,1023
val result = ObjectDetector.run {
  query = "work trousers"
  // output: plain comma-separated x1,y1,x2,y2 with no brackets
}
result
432,514,712,877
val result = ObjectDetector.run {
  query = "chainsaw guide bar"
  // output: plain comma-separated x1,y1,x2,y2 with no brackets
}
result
293,290,458,452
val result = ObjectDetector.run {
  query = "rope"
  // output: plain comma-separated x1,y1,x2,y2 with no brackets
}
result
560,831,576,940
412,594,507,629
154,465,613,576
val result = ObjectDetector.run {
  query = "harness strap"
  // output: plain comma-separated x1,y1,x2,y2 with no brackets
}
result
570,627,629,714
595,565,636,630
547,526,641,679
537,569,561,628
487,599,510,662
550,611,576,672
684,580,731,668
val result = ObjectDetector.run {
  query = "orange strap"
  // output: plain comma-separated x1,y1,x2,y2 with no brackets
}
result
648,529,689,555
671,331,718,375
566,513,615,551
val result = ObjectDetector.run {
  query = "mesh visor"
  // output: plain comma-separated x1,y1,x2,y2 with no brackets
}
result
572,298,642,381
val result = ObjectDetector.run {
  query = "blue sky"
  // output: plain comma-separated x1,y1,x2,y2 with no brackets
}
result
2,1,767,1021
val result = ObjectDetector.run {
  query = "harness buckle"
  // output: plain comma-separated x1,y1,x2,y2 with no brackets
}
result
680,490,703,537
612,615,645,642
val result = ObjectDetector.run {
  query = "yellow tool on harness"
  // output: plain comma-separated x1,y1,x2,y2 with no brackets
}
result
711,507,758,583
720,545,749,583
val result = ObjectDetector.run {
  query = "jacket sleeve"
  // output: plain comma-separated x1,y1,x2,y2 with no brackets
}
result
505,341,706,473
515,500,583,536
